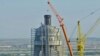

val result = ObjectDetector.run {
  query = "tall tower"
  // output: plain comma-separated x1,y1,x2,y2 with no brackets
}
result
31,15,63,56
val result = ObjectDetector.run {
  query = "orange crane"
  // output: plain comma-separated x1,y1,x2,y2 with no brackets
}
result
48,0,74,56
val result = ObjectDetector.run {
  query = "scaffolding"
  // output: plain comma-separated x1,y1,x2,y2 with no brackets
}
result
31,25,63,56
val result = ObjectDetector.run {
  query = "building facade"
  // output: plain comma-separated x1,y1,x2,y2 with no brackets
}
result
31,15,63,56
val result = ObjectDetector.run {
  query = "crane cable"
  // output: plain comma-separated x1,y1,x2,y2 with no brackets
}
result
70,25,77,38
85,17,100,37
80,8,100,21
70,8,100,39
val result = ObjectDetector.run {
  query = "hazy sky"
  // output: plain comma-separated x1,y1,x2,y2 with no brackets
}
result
0,0,100,39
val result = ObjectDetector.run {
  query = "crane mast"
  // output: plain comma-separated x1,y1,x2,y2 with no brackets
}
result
48,0,74,56
77,21,85,56
77,18,100,56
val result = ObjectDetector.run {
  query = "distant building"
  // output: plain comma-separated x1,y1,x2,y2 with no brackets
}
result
31,15,63,56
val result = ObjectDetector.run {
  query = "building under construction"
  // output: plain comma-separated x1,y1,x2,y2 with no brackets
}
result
31,15,64,56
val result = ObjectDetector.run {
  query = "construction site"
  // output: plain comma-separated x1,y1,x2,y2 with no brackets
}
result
31,0,100,56
31,13,100,56
0,0,100,56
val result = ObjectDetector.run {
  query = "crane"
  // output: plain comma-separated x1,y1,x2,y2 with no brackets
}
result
48,0,74,56
77,18,100,56
77,21,85,56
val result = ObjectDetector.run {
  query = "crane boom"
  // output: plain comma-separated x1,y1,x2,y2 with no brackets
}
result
48,0,73,56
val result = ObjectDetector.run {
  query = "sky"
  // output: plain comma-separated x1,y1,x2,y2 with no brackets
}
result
0,0,100,39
